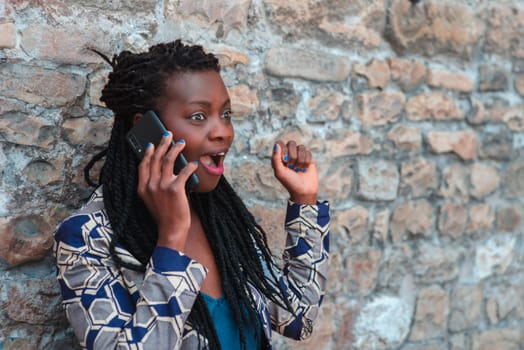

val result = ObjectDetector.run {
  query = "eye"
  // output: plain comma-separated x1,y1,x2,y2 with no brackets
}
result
189,112,206,121
222,110,233,120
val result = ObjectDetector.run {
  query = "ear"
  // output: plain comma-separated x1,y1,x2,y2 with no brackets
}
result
132,113,143,126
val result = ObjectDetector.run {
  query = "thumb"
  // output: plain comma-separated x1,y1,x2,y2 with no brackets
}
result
271,142,287,175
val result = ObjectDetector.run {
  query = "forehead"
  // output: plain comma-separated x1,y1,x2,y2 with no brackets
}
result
163,70,229,103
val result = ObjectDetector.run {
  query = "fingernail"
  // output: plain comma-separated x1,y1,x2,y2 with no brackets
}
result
283,155,289,162
178,139,185,144
302,167,307,172
193,160,199,165
147,143,152,149
273,144,278,152
294,167,300,172
163,131,170,137
288,163,294,169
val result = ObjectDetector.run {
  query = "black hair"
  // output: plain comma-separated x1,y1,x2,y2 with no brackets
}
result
85,40,293,349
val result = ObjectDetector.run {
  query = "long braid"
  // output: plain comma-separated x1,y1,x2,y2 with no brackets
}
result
84,40,294,349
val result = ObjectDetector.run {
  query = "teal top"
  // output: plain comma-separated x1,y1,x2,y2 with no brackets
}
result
202,293,260,350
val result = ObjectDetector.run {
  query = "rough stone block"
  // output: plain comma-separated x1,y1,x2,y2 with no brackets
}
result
391,200,433,242
387,125,422,152
356,91,405,126
406,92,463,121
427,130,477,160
409,286,449,341
428,68,475,92
353,59,390,89
438,203,467,239
0,22,15,48
475,234,516,280
479,65,510,92
387,57,427,91
228,84,259,118
358,160,399,201
400,158,438,198
265,47,350,82
470,163,500,198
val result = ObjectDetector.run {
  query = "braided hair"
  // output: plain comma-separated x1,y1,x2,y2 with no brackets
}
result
85,40,294,349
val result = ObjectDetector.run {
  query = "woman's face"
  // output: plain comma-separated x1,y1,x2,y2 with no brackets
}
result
155,70,234,192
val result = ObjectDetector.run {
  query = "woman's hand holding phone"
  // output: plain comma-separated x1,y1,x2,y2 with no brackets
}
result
137,131,198,251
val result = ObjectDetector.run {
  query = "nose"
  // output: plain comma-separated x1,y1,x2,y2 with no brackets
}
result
208,117,234,143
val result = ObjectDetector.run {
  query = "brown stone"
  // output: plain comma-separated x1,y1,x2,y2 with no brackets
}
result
356,91,405,126
427,130,477,160
438,203,467,239
501,105,524,132
264,47,350,82
0,215,54,266
479,65,510,92
387,125,422,152
21,24,114,64
262,86,301,119
373,209,390,244
0,22,16,48
89,69,109,107
22,159,64,186
475,235,516,280
248,125,324,157
7,278,63,324
440,163,469,199
449,285,482,332
62,117,113,147
391,200,433,242
319,162,353,201
387,57,427,91
470,163,500,198
318,18,382,49
228,84,259,118
308,87,349,122
400,158,438,198
486,284,524,326
515,73,524,96
504,161,524,197
324,130,374,157
249,205,286,251
165,0,252,34
213,46,250,67
333,206,369,245
428,68,475,92
0,113,55,149
473,328,522,350
345,250,382,294
479,130,513,161
414,242,461,283
484,4,524,59
263,0,385,49
406,92,463,121
0,64,86,107
358,160,399,201
353,59,390,89
496,205,523,232
409,286,449,341
387,0,480,59
468,204,494,234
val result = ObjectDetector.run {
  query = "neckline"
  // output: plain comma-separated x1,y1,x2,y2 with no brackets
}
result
201,292,225,303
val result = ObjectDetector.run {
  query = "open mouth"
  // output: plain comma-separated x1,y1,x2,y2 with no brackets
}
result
199,151,226,175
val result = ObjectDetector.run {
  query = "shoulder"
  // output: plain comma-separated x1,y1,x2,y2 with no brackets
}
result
54,187,112,253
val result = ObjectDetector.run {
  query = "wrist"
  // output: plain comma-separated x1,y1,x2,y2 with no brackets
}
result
289,193,317,205
157,228,188,252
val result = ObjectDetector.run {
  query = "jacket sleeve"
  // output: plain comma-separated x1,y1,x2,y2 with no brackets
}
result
54,213,207,349
269,200,330,340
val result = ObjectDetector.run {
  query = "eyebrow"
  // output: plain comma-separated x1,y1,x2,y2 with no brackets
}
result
188,99,231,108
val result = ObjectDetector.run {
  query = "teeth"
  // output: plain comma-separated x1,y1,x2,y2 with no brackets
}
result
216,152,225,156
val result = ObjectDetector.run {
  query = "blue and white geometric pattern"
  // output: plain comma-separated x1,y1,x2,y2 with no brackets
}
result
54,188,330,349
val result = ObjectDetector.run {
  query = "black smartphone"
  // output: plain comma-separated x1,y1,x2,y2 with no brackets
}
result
126,110,199,192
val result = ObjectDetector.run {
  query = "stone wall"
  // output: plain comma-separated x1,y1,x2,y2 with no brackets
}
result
0,0,523,349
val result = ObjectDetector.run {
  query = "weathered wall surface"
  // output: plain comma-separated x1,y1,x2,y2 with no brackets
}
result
0,0,523,349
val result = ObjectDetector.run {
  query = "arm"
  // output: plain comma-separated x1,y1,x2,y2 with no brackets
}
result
269,200,330,340
54,214,207,349
268,140,330,340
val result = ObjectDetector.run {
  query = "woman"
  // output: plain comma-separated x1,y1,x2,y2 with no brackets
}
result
54,40,330,349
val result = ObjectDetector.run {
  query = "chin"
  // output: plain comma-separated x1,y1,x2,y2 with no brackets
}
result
193,180,220,193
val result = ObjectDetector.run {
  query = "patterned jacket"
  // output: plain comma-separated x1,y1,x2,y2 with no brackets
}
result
54,187,330,349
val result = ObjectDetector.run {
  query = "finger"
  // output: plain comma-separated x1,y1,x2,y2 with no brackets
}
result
294,145,307,172
151,131,173,181
137,142,154,194
271,142,288,175
274,140,288,164
302,150,313,172
286,140,297,170
173,159,199,188
160,139,185,186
